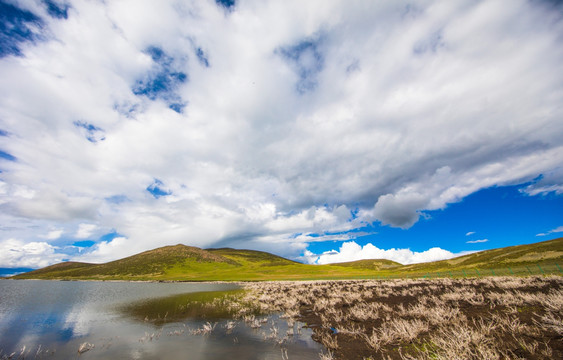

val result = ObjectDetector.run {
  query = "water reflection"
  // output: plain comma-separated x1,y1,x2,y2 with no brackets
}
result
0,281,324,359
121,289,252,325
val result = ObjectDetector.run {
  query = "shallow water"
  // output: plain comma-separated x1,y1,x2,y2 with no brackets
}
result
0,280,323,359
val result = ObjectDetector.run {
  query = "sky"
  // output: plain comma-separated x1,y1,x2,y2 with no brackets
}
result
0,0,562,273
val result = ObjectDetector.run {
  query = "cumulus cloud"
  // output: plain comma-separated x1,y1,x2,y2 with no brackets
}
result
74,237,129,264
0,239,64,268
75,224,98,239
302,241,461,265
0,0,562,266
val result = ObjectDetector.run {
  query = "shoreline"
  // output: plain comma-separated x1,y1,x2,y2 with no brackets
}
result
3,277,244,284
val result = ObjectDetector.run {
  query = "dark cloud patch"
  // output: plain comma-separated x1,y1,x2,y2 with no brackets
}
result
373,192,428,229
531,0,563,10
43,0,70,19
133,46,188,112
0,1,44,58
73,121,105,143
278,37,325,94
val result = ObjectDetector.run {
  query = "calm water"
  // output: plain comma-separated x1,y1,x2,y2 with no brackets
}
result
0,280,323,359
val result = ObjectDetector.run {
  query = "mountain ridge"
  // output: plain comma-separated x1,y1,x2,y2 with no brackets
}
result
11,237,562,281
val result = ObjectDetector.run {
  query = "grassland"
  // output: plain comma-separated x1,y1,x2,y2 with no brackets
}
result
240,276,563,359
12,237,563,281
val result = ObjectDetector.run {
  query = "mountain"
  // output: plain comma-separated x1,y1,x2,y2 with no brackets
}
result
15,244,239,280
11,237,562,281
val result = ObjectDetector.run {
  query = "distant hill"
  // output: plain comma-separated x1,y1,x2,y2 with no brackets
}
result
331,259,402,270
400,237,563,273
12,237,562,281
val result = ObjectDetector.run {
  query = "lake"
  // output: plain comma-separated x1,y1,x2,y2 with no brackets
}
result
0,280,324,359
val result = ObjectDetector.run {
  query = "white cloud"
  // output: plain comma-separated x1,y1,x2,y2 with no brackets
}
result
75,224,98,239
536,226,563,237
466,239,488,244
522,168,563,196
74,237,129,264
0,0,562,265
302,241,461,265
291,231,375,244
465,231,475,236
0,239,64,268
43,229,64,240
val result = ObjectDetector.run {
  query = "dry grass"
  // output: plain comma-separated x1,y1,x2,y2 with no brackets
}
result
241,276,563,360
189,321,217,335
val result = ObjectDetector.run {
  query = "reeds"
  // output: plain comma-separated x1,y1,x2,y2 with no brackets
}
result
190,322,217,335
77,342,94,354
240,276,563,360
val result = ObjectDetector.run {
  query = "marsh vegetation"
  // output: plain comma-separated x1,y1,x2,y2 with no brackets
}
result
240,276,563,360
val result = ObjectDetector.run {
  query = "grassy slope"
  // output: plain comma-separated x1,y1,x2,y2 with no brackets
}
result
399,237,563,274
13,238,562,281
330,259,402,270
15,245,239,280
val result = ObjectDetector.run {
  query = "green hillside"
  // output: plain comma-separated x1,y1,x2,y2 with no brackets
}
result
12,237,563,281
19,261,93,278
207,248,299,266
400,237,563,274
16,245,240,280
331,259,402,270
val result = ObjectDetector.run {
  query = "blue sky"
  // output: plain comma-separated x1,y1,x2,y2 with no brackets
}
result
0,0,562,269
305,183,563,264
